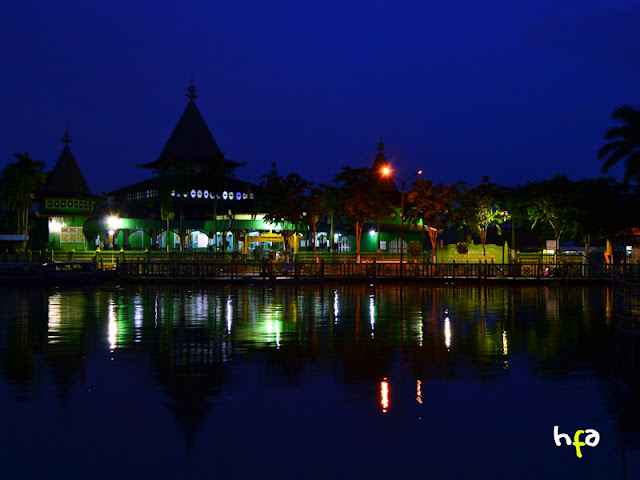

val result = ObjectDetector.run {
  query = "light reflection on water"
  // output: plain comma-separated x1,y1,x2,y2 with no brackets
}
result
0,283,639,479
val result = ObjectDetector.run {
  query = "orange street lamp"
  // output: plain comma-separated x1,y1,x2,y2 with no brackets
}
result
382,167,422,273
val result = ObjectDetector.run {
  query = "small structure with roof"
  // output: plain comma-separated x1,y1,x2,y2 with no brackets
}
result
35,127,102,251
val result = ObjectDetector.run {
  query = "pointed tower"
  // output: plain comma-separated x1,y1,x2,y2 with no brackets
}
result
371,139,398,193
137,81,243,175
38,126,101,250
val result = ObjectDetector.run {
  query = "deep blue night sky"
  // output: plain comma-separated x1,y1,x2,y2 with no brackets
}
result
1,0,639,195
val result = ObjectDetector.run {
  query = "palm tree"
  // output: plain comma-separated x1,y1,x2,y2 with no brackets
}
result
598,104,640,183
0,152,47,247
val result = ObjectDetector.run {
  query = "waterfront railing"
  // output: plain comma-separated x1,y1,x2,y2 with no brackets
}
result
3,249,639,282
115,258,640,282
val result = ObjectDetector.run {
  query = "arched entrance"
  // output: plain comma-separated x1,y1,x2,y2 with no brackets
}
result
186,230,209,250
129,229,152,250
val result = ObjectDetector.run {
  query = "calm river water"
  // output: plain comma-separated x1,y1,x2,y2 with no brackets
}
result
1,282,639,479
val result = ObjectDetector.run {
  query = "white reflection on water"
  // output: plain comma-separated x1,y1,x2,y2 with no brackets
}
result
47,293,62,344
502,330,508,356
134,294,143,342
266,318,281,348
334,290,339,324
369,295,375,339
108,298,117,351
226,294,232,334
444,316,451,350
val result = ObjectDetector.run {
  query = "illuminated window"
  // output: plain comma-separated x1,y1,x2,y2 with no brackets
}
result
61,201,66,208
54,201,59,208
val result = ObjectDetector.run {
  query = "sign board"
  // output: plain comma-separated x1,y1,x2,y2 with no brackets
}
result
380,241,387,251
546,240,557,250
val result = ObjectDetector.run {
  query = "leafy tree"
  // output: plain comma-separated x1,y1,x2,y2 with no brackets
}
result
303,185,327,264
573,177,636,254
0,152,47,246
598,105,640,183
407,179,460,263
334,167,380,263
320,183,341,253
259,172,312,262
522,174,578,262
455,177,505,261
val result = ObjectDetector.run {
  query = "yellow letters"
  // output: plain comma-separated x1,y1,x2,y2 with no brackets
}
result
573,430,586,458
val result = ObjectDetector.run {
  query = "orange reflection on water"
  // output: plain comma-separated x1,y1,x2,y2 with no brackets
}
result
416,380,423,404
380,378,389,413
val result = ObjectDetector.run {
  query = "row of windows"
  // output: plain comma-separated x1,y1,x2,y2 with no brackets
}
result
126,189,255,201
127,189,158,201
46,199,94,210
171,190,255,201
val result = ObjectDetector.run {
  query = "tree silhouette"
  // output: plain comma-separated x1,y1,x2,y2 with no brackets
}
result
303,185,326,264
407,179,461,263
0,152,47,247
260,172,312,262
455,177,504,261
598,104,640,183
334,167,380,263
523,174,578,262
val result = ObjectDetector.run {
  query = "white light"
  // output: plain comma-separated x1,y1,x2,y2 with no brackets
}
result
49,219,62,233
204,190,209,199
107,216,121,229
108,229,115,235
170,190,175,197
190,189,196,198
369,229,376,236
197,190,202,198
223,191,228,200
236,192,241,200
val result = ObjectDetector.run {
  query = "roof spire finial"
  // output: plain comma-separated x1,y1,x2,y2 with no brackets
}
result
62,122,72,145
187,73,198,100
377,138,384,153
271,160,277,170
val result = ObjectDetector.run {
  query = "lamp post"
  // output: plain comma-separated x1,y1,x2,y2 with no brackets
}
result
381,167,422,272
